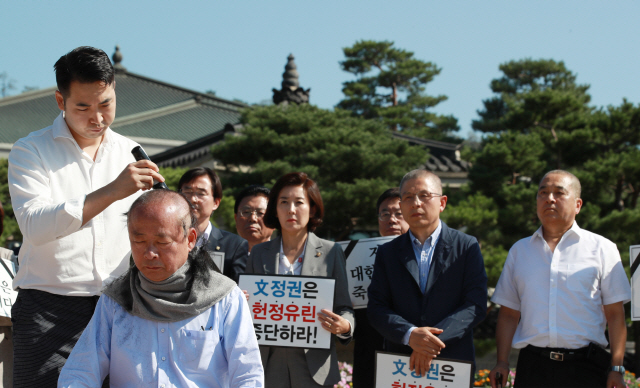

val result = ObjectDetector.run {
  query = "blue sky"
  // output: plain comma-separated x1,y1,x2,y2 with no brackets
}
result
2,1,639,137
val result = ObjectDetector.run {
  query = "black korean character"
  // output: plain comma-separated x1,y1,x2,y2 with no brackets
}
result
352,286,366,300
440,364,455,382
303,282,318,299
264,324,279,341
364,265,374,280
279,325,292,341
350,266,364,281
253,323,263,340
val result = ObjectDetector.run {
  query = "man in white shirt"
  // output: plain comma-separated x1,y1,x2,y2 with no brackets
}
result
8,46,163,387
489,170,630,388
58,189,263,388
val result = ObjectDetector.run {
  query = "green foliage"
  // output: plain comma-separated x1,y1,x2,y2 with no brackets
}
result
0,159,21,247
159,167,188,191
211,104,426,240
338,40,459,141
213,194,237,234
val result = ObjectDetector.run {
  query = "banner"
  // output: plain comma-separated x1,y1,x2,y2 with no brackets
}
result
0,258,17,318
375,352,473,388
239,274,335,349
338,236,395,309
630,245,640,321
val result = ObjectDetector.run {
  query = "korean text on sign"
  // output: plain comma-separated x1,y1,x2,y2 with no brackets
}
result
374,352,473,388
239,274,335,349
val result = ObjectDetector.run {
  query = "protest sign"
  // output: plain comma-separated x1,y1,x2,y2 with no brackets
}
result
375,352,473,388
239,274,335,349
630,245,640,320
338,236,395,309
0,258,17,318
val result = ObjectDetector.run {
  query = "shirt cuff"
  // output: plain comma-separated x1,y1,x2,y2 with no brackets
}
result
65,195,86,225
403,326,417,346
336,320,354,339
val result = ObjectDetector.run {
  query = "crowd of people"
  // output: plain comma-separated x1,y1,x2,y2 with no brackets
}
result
0,45,632,388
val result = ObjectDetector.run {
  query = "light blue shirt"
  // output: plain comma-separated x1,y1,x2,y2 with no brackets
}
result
402,221,442,346
58,287,264,388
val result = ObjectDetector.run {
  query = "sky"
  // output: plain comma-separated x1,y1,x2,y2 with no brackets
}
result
1,1,639,138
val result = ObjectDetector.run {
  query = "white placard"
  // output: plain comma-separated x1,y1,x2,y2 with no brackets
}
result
338,236,395,309
239,274,335,349
630,245,640,321
0,258,18,318
208,251,225,274
375,352,473,388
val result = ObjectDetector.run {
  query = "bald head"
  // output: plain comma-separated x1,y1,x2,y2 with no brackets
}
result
399,169,442,194
127,190,197,237
540,170,581,198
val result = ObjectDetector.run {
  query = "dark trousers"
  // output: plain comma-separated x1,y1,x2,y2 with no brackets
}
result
11,289,100,388
515,345,608,388
352,309,384,388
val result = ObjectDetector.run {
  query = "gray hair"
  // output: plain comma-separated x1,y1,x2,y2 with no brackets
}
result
399,169,442,194
125,190,197,237
540,170,581,198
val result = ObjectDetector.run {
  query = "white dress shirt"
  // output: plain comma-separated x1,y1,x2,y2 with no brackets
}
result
58,287,264,388
196,222,213,248
492,222,631,349
9,113,141,296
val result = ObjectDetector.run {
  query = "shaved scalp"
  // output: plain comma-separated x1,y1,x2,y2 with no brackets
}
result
126,190,197,236
540,170,582,198
399,169,442,194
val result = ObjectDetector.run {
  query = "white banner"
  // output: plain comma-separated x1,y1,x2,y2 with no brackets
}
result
239,274,335,349
0,258,18,318
338,236,395,309
375,352,473,388
630,245,640,321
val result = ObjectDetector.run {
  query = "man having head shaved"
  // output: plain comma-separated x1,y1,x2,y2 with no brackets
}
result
59,190,264,387
490,170,630,388
368,169,487,376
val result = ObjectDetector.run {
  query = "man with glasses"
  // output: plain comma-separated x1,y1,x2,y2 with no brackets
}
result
234,185,274,253
353,188,409,387
178,168,248,283
368,169,487,377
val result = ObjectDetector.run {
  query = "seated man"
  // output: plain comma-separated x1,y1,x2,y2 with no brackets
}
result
58,190,264,388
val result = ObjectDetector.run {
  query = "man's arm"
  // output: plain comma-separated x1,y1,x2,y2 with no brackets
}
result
58,296,113,387
604,302,626,388
223,288,264,387
431,241,488,344
9,142,162,246
489,306,520,388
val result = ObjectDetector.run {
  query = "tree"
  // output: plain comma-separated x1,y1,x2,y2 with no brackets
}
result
211,104,426,240
0,72,17,98
338,40,459,141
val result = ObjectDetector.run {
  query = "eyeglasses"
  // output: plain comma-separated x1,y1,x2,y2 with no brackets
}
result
378,211,404,222
401,191,443,203
181,189,210,199
239,209,266,219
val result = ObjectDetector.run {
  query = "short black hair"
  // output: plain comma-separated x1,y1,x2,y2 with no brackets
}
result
54,46,115,98
178,167,223,200
376,188,401,214
234,185,271,214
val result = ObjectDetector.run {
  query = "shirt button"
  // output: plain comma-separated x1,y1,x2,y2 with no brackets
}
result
161,385,165,388
161,329,165,333
162,356,166,361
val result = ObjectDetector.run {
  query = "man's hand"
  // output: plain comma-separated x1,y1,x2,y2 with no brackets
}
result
489,360,509,388
108,160,164,200
410,350,435,377
408,326,445,357
607,371,626,388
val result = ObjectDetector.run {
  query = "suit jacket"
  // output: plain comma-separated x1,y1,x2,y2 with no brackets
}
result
246,232,355,386
367,222,487,363
205,224,249,283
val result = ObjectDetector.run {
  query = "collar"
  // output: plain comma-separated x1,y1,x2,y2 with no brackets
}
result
408,220,442,247
197,222,213,247
52,112,113,149
533,221,581,242
279,238,308,272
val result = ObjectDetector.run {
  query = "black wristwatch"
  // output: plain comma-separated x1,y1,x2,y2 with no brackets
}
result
610,365,625,374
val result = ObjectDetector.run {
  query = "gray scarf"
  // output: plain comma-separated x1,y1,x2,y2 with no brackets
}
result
103,247,236,322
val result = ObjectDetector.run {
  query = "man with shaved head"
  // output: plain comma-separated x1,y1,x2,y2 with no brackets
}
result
489,170,630,388
368,169,487,376
58,190,264,387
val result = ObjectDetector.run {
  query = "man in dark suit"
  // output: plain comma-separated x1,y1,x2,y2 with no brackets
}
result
178,168,248,282
367,169,487,376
